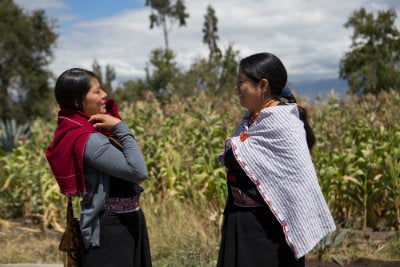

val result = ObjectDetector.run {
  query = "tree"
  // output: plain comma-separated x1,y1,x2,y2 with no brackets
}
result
0,0,57,121
92,60,103,87
340,8,400,95
145,48,181,99
145,0,189,50
113,79,148,104
202,5,221,60
186,45,239,95
91,60,116,93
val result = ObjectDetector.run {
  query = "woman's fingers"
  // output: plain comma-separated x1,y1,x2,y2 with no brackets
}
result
88,114,121,129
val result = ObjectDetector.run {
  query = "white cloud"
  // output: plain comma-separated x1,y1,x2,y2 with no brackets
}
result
12,0,400,83
14,0,66,10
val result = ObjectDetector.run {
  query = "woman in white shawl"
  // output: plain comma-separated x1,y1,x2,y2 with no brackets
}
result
217,52,336,267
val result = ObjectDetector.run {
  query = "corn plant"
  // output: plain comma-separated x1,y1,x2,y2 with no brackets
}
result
312,90,400,230
0,118,62,231
1,89,400,233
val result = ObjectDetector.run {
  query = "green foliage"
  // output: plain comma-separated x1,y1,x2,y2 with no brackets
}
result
113,79,148,103
0,118,61,230
92,60,116,93
1,89,400,237
185,45,239,96
0,119,30,153
144,200,219,266
386,236,400,259
340,8,400,95
0,0,58,121
316,228,351,264
203,5,221,60
119,92,240,207
145,48,181,99
113,44,239,104
312,90,400,230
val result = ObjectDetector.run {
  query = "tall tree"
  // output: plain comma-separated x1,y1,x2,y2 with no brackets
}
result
145,0,189,50
202,5,221,60
340,8,400,95
0,0,57,121
92,60,103,87
91,60,116,93
105,65,116,92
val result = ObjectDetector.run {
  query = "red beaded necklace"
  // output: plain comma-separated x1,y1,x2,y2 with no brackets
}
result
248,99,278,126
239,99,278,142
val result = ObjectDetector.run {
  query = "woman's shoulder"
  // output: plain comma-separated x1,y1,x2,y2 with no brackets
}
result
256,104,302,132
86,132,110,148
261,103,298,117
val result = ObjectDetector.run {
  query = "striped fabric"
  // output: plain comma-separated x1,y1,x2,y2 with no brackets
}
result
219,104,336,259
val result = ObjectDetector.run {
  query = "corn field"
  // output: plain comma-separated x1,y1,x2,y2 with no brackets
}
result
0,90,399,234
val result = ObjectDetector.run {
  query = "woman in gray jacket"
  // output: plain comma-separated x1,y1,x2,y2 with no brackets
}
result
46,68,152,267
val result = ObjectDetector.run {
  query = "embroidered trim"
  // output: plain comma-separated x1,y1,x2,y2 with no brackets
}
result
104,195,140,213
230,186,263,207
230,141,298,258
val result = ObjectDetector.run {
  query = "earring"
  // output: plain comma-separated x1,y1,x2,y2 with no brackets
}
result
262,90,268,103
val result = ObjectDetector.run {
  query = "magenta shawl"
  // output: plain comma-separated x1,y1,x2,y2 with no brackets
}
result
46,99,121,195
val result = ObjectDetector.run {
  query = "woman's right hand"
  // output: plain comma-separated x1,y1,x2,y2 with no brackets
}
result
88,114,122,130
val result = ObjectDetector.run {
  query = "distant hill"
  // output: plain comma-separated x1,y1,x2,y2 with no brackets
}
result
290,78,348,100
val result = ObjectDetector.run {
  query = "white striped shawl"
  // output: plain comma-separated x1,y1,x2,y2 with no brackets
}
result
220,104,336,259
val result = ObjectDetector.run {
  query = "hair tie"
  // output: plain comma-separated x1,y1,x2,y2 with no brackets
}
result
281,85,296,103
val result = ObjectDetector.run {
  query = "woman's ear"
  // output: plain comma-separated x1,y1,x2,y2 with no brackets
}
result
74,100,80,109
260,78,269,91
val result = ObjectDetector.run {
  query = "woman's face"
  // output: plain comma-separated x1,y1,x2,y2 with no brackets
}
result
82,78,107,116
235,71,265,111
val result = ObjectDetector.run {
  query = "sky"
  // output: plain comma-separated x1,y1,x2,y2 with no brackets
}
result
13,0,400,88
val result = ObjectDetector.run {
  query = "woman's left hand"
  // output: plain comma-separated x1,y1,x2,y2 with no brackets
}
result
88,114,122,130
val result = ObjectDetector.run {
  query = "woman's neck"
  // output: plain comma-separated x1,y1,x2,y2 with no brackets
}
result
249,99,279,125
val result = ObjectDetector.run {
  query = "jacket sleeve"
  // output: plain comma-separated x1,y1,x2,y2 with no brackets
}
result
83,121,148,183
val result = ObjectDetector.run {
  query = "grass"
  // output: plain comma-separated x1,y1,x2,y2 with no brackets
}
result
386,236,400,259
0,218,61,263
0,199,222,266
142,199,221,267
1,200,399,266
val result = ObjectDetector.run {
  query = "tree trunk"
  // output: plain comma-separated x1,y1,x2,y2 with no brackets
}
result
163,18,169,50
0,78,10,121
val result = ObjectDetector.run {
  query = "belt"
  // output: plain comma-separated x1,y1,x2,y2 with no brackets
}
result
230,186,263,207
104,195,140,213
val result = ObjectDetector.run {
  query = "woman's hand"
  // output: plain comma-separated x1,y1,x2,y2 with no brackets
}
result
88,114,122,130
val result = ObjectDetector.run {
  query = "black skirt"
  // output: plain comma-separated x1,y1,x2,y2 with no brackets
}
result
80,209,152,267
217,201,305,267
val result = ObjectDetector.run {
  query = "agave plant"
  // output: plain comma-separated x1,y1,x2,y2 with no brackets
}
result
0,119,30,153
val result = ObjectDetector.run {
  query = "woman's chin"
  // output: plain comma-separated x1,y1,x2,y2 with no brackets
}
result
239,101,249,110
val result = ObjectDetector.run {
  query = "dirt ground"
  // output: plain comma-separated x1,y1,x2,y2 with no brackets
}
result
0,218,62,264
306,258,400,267
1,218,400,266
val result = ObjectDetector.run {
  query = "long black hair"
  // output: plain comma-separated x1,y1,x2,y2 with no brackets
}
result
240,53,315,150
239,52,287,98
54,68,98,109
